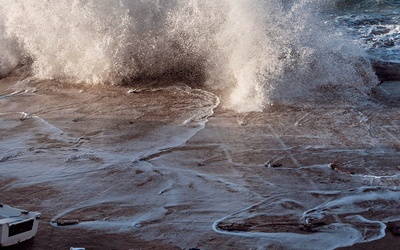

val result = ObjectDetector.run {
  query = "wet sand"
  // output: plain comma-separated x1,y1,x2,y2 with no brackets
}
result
1,75,399,249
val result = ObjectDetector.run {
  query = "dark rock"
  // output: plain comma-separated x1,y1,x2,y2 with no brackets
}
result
217,222,255,232
371,60,400,82
56,219,79,226
387,221,400,236
265,163,282,168
330,162,354,175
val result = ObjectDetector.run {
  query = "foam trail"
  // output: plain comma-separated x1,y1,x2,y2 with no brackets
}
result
213,188,400,249
0,0,378,111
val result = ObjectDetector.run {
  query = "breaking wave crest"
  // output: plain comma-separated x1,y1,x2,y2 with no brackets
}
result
0,0,378,111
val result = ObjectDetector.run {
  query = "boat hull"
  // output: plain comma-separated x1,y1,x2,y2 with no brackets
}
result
0,204,41,247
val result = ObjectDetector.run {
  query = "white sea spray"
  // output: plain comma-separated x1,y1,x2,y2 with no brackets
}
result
0,0,378,111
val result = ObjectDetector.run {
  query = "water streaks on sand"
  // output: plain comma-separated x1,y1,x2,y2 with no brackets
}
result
212,187,399,249
1,72,400,249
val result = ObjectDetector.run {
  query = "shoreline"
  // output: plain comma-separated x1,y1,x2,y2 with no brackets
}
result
1,75,399,249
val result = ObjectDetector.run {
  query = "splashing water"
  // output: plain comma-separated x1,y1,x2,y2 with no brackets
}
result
0,0,378,111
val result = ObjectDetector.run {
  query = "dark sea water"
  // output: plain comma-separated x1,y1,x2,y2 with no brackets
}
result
332,0,400,63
